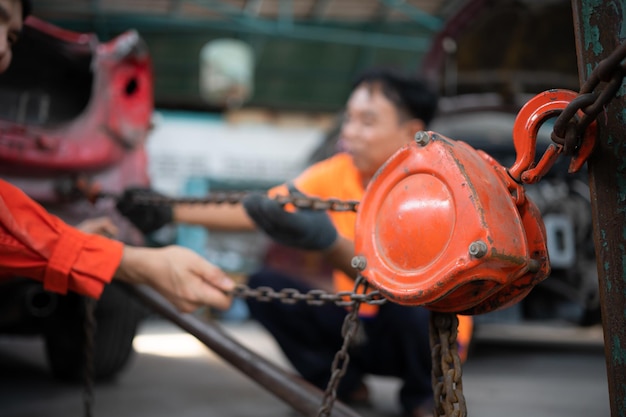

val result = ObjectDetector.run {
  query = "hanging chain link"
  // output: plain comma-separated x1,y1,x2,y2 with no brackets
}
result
109,190,360,213
430,312,466,417
89,189,466,417
317,274,369,417
83,297,97,417
552,41,626,155
228,276,382,417
227,274,375,417
229,282,386,307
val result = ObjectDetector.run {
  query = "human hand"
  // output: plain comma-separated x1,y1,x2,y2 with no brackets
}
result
115,245,235,313
76,216,119,238
242,184,338,251
116,187,173,234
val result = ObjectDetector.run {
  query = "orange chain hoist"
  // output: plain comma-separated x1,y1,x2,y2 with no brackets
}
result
353,89,597,315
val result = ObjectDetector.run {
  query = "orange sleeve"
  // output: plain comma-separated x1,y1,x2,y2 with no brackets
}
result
0,180,124,299
266,154,362,240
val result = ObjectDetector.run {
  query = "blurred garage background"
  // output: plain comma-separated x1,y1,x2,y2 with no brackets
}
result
0,2,611,416
22,0,594,326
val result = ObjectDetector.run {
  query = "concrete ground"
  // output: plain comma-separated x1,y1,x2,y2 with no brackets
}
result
0,316,609,417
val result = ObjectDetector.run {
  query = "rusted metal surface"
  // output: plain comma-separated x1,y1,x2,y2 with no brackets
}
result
570,1,626,416
317,275,369,417
353,131,549,314
509,89,597,183
125,284,362,417
430,312,466,417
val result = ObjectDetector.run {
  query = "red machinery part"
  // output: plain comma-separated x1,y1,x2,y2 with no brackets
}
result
509,89,596,184
354,131,550,313
353,88,599,314
458,150,551,315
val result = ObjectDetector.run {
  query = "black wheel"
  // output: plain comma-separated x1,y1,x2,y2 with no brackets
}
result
43,282,147,382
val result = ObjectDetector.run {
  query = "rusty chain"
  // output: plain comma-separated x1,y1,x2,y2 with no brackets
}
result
430,313,466,417
552,41,626,155
229,274,375,417
229,282,386,307
80,191,366,417
317,274,369,417
107,190,360,213
90,189,465,416
221,273,377,417
124,190,464,416
83,297,97,417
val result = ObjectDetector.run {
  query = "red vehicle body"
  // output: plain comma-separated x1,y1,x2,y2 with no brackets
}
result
0,17,154,381
0,16,152,202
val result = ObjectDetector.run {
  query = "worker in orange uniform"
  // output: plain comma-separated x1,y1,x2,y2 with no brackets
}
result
118,68,473,417
0,0,234,314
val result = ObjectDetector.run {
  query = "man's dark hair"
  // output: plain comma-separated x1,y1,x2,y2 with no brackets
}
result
21,0,31,19
352,67,438,126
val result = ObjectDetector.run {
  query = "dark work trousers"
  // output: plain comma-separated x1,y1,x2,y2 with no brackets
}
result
246,267,433,413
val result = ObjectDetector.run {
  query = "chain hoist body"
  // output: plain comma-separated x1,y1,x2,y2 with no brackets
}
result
353,89,598,315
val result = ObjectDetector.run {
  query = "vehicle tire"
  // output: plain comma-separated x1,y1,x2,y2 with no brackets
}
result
43,282,147,382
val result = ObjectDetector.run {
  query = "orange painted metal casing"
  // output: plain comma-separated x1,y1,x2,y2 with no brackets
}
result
458,150,551,315
509,89,596,184
355,131,550,313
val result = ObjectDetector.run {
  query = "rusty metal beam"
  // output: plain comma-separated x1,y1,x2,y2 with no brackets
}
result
570,1,626,416
125,284,362,417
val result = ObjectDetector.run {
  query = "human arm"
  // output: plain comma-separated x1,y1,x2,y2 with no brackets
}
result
323,236,357,280
113,245,234,313
0,180,234,312
241,185,359,279
173,201,255,231
116,187,255,232
0,179,124,298
241,185,338,250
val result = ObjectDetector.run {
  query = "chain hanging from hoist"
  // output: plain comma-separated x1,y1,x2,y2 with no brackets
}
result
317,274,369,417
225,276,389,417
430,313,466,417
83,297,97,417
86,189,463,417
226,277,386,416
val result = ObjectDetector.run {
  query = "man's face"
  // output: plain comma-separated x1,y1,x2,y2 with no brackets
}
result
340,83,420,183
0,0,22,74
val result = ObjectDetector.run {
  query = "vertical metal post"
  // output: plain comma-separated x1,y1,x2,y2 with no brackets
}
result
570,1,626,416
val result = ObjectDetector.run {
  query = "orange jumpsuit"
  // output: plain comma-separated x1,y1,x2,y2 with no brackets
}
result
0,179,124,299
